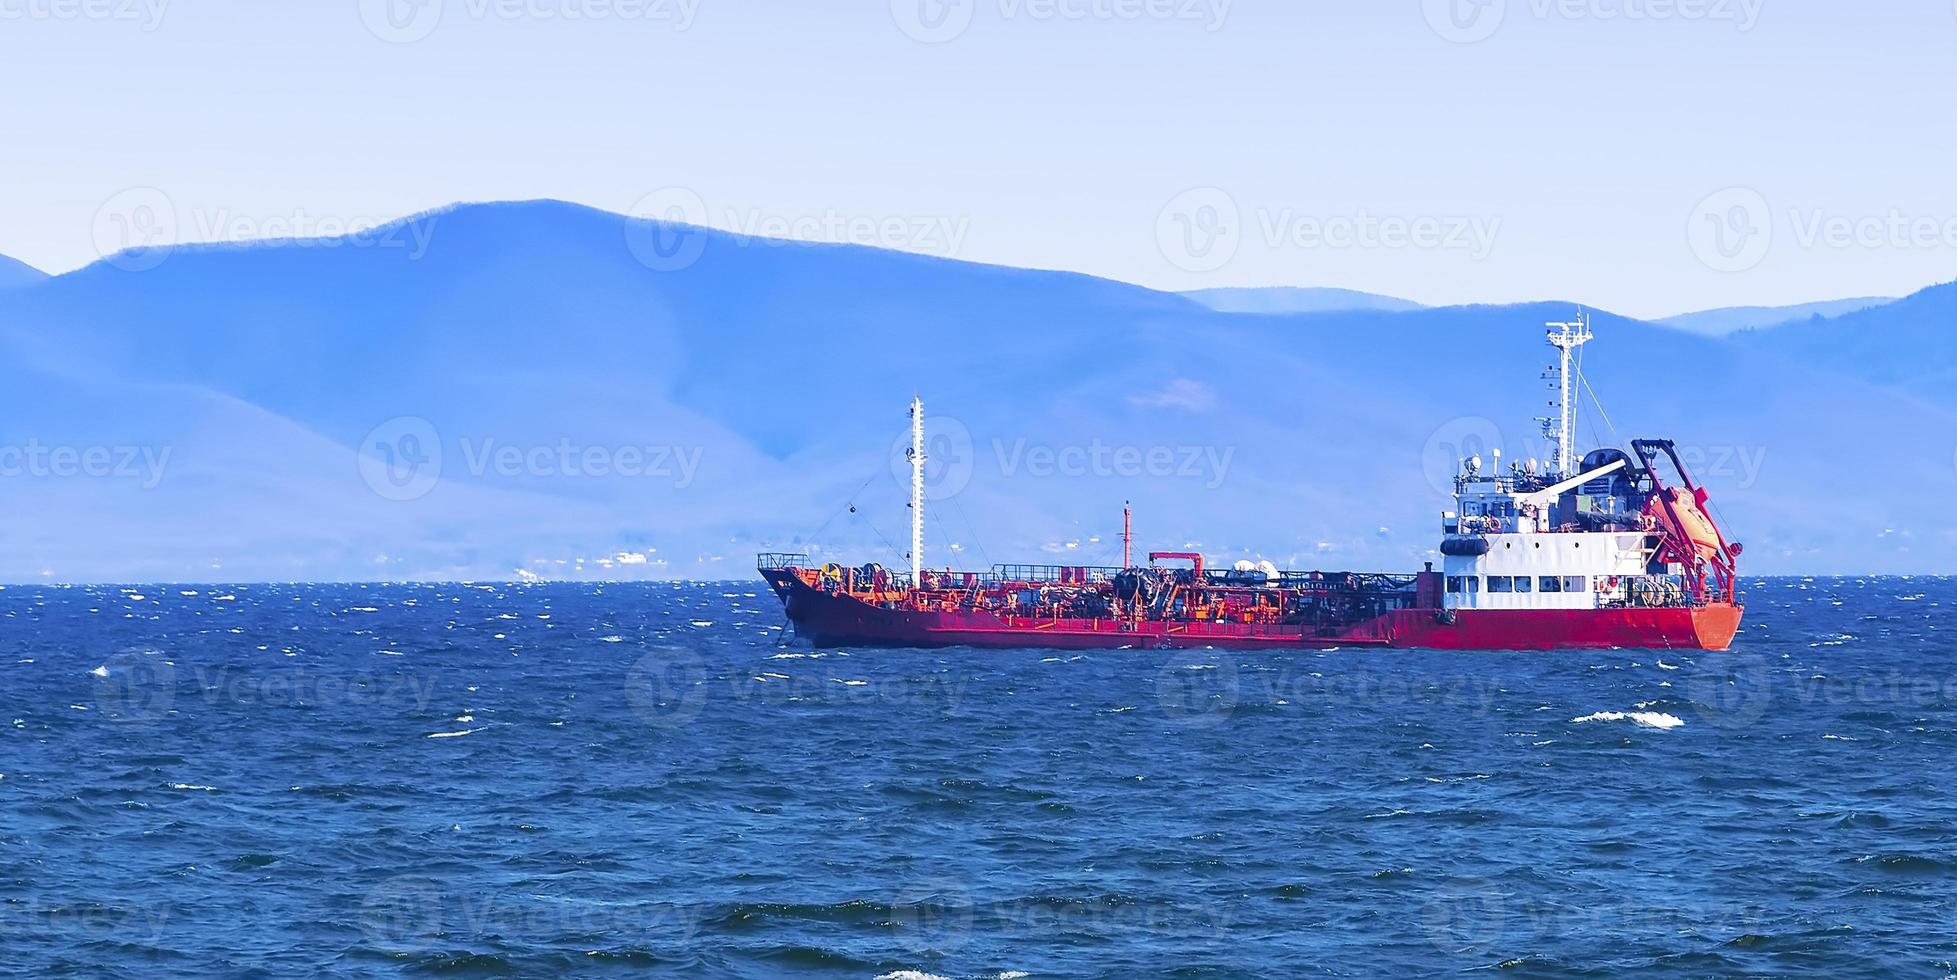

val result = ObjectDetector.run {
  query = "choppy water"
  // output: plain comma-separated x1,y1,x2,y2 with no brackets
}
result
1,577,1954,978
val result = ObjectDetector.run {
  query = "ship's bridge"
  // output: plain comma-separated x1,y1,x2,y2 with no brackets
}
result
1437,451,1687,611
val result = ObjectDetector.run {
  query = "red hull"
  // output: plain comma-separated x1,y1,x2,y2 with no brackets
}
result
765,572,1741,652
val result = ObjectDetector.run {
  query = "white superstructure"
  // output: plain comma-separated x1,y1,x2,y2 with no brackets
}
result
1438,316,1688,612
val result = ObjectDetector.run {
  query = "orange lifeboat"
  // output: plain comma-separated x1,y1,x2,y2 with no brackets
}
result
1657,487,1723,560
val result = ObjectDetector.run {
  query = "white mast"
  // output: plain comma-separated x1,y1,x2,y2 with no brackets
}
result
908,395,925,586
1541,312,1593,477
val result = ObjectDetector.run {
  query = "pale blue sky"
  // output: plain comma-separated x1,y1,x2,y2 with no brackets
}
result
3,0,1955,318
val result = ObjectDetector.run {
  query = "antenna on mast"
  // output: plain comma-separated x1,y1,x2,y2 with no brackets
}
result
907,395,925,587
1122,502,1133,569
1539,311,1593,478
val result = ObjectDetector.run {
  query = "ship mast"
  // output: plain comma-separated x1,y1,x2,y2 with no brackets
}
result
1122,502,1133,568
908,395,925,587
1541,312,1593,477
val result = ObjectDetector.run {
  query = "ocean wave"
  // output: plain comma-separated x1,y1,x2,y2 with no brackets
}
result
1572,711,1685,729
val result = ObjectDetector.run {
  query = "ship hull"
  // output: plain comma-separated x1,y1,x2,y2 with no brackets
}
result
764,572,1742,652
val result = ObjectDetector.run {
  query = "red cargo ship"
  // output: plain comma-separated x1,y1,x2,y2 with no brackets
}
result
760,314,1743,651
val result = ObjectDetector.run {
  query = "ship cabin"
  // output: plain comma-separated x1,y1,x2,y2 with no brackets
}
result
1438,449,1691,612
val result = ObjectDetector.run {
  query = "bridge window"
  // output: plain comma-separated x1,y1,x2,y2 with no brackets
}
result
1563,576,1589,593
1539,576,1562,593
1465,577,1480,594
1514,576,1533,594
1488,576,1514,593
1446,576,1464,594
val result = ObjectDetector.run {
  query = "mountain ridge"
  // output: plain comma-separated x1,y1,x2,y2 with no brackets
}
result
0,253,48,290
1655,297,1897,337
1181,286,1426,315
0,199,1949,581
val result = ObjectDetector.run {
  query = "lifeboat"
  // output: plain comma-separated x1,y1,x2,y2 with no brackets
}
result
1657,487,1724,560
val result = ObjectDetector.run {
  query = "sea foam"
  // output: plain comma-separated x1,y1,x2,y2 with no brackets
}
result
1572,711,1684,730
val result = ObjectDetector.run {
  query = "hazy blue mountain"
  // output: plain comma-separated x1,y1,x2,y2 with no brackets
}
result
0,200,1949,581
1734,279,1957,408
1181,286,1426,315
1656,297,1896,337
0,254,47,290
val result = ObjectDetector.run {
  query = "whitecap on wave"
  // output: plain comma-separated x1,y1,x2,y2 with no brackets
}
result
1572,711,1684,730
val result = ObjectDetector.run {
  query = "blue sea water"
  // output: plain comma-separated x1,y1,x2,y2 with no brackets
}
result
1,577,1954,978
